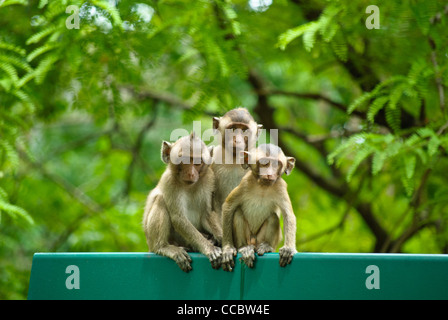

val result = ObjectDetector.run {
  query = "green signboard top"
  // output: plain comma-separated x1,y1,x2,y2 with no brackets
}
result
28,252,448,300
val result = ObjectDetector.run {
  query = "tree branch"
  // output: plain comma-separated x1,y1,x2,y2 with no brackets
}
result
122,104,158,197
265,88,365,118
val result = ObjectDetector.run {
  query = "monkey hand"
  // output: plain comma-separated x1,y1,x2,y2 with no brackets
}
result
222,245,237,272
279,246,297,267
205,245,222,270
239,245,255,268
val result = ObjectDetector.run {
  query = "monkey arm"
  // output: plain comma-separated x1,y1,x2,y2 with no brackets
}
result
221,189,241,271
277,192,297,267
278,195,297,250
169,207,214,254
201,210,223,245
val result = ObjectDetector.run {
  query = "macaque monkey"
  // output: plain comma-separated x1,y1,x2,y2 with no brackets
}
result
211,108,262,216
143,132,222,272
221,144,297,271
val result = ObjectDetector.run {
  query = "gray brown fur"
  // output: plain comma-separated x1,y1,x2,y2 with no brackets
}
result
221,144,297,271
143,134,222,272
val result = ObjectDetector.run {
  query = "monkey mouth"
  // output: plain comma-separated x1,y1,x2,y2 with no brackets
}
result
258,178,276,186
183,180,196,185
232,145,247,155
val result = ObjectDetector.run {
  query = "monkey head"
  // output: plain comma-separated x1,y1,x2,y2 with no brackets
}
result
213,108,262,161
161,132,213,185
242,144,295,186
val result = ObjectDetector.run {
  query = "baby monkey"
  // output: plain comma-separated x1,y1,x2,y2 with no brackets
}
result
221,144,297,271
143,132,222,272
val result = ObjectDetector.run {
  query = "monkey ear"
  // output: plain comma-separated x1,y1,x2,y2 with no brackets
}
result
161,141,172,164
284,157,295,175
256,124,263,137
241,151,251,169
213,117,221,131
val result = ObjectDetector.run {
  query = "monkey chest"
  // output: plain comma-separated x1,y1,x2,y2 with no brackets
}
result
183,193,209,229
216,165,246,197
241,195,278,233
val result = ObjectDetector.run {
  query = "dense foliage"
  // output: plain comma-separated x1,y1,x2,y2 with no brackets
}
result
1,0,447,299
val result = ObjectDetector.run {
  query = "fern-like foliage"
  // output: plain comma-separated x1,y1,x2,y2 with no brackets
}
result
277,3,348,61
348,60,434,132
328,128,448,196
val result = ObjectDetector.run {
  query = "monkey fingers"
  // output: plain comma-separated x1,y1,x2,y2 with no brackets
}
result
222,246,236,272
279,246,296,267
173,249,193,272
256,242,274,256
239,245,255,268
207,246,222,269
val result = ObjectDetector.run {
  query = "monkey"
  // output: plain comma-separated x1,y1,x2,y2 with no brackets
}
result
211,107,262,217
221,143,297,271
142,132,222,272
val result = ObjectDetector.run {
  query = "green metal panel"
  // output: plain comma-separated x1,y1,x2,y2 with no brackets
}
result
27,253,242,300
242,253,448,300
28,252,448,300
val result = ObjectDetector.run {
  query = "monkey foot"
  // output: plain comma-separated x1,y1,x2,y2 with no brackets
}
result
279,246,297,267
256,243,274,256
239,245,255,268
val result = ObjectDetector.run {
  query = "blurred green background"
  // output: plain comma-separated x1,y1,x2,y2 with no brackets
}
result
1,0,448,299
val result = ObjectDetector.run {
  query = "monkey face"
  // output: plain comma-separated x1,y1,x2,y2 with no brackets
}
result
224,123,251,156
257,157,281,185
213,108,261,161
177,159,204,185
242,144,296,186
161,133,212,185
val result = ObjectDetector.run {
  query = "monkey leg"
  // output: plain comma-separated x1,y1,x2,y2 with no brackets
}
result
255,212,282,256
222,208,251,271
143,194,192,272
232,208,252,249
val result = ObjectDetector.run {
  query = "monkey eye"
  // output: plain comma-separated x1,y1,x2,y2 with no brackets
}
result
259,158,269,166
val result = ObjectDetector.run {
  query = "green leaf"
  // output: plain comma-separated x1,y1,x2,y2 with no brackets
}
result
0,42,26,56
26,43,58,62
0,0,27,8
428,135,440,157
367,96,389,123
385,104,401,133
327,133,366,165
372,150,387,176
0,199,34,225
277,21,319,51
26,26,57,45
404,154,416,179
346,145,374,182
348,92,373,114
303,22,320,52
91,0,124,29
